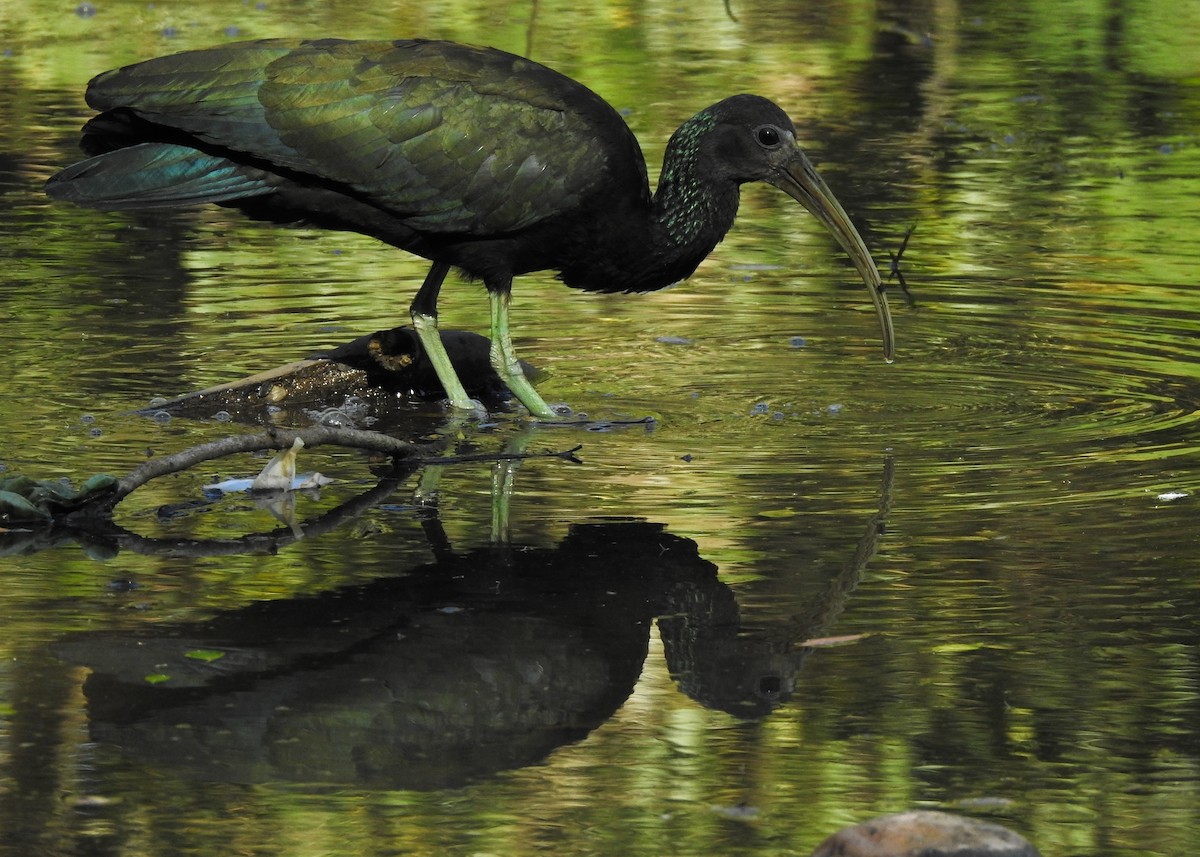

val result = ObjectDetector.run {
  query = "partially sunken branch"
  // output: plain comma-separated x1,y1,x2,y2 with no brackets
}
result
115,426,420,500
54,426,580,523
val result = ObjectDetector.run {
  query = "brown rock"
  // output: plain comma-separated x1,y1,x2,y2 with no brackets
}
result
811,810,1041,857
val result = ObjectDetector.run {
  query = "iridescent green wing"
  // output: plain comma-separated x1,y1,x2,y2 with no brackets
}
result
87,39,628,233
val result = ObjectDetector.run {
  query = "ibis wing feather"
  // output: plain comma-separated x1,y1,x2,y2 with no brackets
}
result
81,39,636,233
85,42,299,158
45,142,273,208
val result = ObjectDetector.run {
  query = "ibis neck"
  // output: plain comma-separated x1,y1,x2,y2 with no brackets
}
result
653,113,740,250
559,128,740,293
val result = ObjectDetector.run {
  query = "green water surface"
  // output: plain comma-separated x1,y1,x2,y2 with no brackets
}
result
1,1,1199,855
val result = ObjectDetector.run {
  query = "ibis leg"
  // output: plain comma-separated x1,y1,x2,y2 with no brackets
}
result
410,261,480,411
488,289,557,419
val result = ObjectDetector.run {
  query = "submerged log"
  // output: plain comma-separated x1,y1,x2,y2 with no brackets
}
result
143,327,540,419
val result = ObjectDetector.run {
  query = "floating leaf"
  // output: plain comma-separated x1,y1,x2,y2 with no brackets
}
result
78,474,119,497
0,472,119,519
184,649,226,663
0,475,39,496
29,479,77,505
144,673,171,685
758,508,798,519
800,633,872,648
931,642,986,654
0,489,53,521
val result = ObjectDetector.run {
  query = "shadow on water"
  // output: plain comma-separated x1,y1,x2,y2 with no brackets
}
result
51,459,893,790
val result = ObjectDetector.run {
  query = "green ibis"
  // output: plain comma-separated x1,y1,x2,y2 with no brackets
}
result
46,38,895,418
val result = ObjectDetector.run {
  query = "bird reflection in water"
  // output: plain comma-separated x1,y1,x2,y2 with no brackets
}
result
55,462,892,789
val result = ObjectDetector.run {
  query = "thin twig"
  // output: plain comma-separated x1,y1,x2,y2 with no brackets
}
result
426,444,584,467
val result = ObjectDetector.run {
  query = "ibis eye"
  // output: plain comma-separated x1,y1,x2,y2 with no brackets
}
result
755,125,782,148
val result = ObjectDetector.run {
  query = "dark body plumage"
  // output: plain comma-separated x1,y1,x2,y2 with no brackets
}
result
48,38,894,418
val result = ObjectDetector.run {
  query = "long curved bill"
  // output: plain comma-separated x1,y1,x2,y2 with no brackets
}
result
771,149,895,362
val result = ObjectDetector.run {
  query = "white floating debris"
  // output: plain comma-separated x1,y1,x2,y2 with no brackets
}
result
205,472,331,497
1156,491,1188,502
252,437,304,491
294,472,333,490
203,437,332,497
